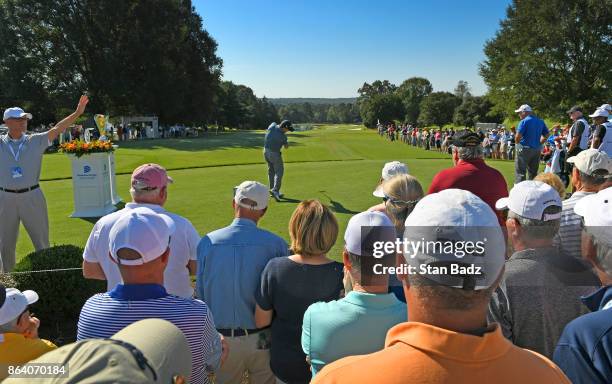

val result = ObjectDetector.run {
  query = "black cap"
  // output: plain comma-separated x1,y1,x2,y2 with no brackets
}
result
452,131,482,147
279,120,294,131
567,106,582,114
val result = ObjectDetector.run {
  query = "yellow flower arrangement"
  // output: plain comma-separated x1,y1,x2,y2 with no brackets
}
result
60,140,114,158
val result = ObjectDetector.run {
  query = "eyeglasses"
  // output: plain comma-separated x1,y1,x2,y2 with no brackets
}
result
382,195,420,206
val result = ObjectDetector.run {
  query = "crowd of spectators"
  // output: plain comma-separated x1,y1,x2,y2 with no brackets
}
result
2,103,612,383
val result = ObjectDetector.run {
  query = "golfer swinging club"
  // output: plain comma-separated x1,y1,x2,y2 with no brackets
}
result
263,120,293,201
0,95,89,272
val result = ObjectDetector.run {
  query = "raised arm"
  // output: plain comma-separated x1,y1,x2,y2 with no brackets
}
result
47,95,89,142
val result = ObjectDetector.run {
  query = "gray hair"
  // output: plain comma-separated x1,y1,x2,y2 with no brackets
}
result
578,170,608,187
129,187,160,202
0,317,19,333
454,145,484,160
507,206,561,240
584,229,612,275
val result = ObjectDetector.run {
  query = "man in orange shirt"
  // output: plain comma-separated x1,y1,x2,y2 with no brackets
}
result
313,189,570,384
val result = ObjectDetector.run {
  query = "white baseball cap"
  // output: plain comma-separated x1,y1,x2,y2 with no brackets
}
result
600,104,611,112
514,104,532,113
3,107,33,121
403,189,505,290
344,211,396,257
567,149,612,176
0,288,39,325
234,181,269,210
373,161,409,197
589,108,610,118
495,181,562,221
574,186,612,248
109,208,175,265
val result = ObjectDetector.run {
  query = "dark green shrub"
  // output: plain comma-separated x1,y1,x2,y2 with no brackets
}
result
12,245,106,344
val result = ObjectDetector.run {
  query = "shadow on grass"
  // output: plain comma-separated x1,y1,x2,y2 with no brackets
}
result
319,191,360,214
116,130,304,153
77,202,126,224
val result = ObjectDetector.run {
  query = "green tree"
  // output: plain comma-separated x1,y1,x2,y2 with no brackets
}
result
0,0,222,125
359,93,404,128
396,77,433,124
480,0,611,118
453,96,501,127
418,92,461,127
453,80,472,101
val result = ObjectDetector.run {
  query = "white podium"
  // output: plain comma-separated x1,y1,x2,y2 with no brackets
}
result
68,153,116,218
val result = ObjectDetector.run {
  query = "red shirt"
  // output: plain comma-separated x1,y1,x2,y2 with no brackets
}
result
428,159,508,225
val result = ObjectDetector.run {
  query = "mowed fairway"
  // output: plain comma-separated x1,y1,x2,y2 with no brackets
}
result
16,125,517,263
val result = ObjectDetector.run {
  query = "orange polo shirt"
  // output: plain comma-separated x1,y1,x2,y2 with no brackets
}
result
313,322,570,384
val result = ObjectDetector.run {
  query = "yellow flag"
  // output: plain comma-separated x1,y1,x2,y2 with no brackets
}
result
94,114,107,136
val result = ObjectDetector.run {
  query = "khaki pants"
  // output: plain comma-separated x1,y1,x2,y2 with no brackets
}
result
216,331,274,384
0,188,49,272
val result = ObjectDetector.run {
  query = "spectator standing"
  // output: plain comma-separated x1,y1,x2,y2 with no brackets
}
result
554,187,612,384
566,106,591,158
196,181,288,384
0,286,57,380
490,181,599,358
255,200,343,384
369,161,409,213
313,189,570,384
589,108,612,156
77,208,224,384
514,104,549,183
428,131,508,225
553,149,611,260
302,211,406,378
83,164,200,298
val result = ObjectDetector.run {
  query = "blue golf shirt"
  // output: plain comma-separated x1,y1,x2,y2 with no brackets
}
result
196,218,289,329
264,123,288,153
554,286,612,384
517,114,549,149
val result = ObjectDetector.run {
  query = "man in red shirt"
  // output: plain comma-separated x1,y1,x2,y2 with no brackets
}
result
428,130,508,225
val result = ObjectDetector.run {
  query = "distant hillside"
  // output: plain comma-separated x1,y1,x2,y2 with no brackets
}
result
269,98,357,106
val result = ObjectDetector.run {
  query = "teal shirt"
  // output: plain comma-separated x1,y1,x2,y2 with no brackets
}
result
301,291,407,377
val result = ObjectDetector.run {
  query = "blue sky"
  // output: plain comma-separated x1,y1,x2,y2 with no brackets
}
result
194,0,511,98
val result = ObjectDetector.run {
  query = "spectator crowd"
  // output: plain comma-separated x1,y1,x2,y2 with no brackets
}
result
1,102,612,383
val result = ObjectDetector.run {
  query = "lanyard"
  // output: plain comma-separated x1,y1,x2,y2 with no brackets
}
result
7,137,26,161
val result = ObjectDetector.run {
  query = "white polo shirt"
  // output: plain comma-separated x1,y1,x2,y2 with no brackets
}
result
83,202,200,298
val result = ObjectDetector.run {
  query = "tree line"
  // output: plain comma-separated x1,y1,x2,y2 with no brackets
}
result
358,0,610,128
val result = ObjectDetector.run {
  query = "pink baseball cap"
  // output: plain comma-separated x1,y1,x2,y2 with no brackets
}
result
131,164,173,190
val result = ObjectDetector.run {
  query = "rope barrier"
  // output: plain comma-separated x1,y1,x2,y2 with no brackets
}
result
5,267,83,275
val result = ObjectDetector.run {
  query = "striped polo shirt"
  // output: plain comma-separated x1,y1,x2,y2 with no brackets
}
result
553,191,595,259
77,284,221,384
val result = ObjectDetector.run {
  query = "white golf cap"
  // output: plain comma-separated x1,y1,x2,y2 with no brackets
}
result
567,149,612,176
514,104,532,113
373,161,409,197
3,107,33,121
403,189,505,290
344,211,396,257
234,181,269,210
600,104,611,112
109,207,175,266
574,186,612,248
589,108,610,118
0,288,39,325
495,181,562,221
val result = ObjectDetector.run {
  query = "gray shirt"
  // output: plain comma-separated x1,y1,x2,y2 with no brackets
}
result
263,123,288,153
488,247,600,358
0,132,50,189
553,191,595,260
